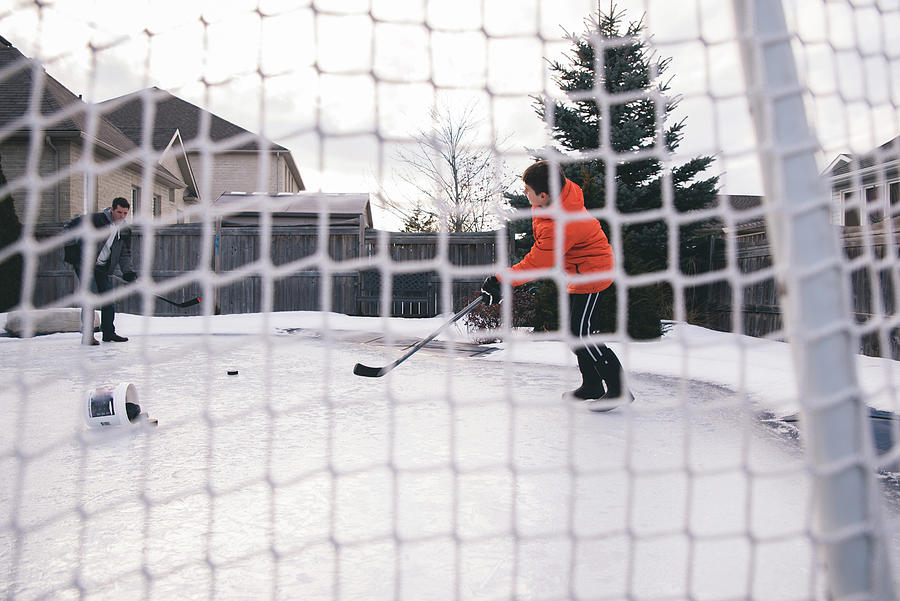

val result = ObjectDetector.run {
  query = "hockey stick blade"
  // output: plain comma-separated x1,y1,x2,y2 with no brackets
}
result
353,362,389,378
160,296,201,309
352,296,484,378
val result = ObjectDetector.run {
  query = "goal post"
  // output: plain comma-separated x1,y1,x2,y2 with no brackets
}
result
733,1,897,599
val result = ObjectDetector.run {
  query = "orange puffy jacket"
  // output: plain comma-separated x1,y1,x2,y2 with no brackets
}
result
502,178,613,294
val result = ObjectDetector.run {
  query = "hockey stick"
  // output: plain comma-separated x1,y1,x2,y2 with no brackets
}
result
111,275,201,308
353,296,484,378
152,294,201,309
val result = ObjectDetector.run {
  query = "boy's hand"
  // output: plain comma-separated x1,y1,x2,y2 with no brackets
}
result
480,276,501,306
122,271,137,282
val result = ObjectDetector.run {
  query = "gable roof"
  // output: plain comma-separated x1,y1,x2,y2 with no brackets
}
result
159,129,200,200
0,37,138,155
100,87,304,190
99,87,287,153
828,136,900,178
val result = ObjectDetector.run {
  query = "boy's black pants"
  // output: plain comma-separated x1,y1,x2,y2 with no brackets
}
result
569,290,624,397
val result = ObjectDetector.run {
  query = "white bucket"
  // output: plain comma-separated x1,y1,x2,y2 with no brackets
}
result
84,382,140,428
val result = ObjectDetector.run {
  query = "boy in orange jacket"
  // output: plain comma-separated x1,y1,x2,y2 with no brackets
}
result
481,160,631,411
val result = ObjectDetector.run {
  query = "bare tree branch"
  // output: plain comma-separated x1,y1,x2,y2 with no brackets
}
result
385,103,517,232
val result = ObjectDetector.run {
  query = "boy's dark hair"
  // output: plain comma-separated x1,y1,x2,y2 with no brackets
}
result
112,197,130,210
522,160,566,196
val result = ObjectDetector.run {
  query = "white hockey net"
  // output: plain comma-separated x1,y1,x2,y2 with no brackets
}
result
1,1,899,600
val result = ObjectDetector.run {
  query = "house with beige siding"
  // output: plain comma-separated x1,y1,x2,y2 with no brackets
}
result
99,87,304,222
828,137,900,227
0,35,184,223
1,36,304,226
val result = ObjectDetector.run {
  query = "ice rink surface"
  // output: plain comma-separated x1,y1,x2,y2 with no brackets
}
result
1,325,898,600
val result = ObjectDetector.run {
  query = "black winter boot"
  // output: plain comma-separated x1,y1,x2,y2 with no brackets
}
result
587,345,634,412
596,345,623,397
563,350,607,401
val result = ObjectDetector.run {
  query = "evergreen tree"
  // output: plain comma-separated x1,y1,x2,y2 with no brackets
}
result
0,155,23,312
401,202,439,233
532,4,720,338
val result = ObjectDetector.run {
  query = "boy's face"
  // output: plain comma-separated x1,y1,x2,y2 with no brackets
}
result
524,184,550,208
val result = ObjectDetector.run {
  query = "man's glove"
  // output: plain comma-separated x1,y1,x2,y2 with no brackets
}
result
480,275,501,306
122,271,138,282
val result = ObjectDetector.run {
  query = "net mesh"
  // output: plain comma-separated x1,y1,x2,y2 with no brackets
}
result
1,0,899,600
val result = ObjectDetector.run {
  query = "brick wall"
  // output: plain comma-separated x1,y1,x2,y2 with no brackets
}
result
2,139,183,223
188,151,299,198
3,140,292,225
1,138,70,223
95,159,178,219
190,151,259,198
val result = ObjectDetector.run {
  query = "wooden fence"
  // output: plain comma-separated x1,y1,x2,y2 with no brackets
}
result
687,227,783,338
29,224,500,318
26,220,900,357
689,221,900,358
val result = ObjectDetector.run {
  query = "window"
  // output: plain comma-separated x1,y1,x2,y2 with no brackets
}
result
841,183,899,225
152,194,161,217
843,190,859,226
87,174,99,212
131,186,141,215
865,185,882,223
170,188,181,223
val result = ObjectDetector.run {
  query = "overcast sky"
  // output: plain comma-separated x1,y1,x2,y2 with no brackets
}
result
2,0,898,228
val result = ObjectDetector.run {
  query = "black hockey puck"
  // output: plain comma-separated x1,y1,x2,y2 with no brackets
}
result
227,370,239,375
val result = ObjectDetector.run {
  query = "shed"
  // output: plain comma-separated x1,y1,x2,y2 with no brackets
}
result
214,192,373,228
212,192,374,270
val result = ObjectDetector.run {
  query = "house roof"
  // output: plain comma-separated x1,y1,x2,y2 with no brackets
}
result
0,37,138,155
214,192,373,228
100,87,305,190
721,194,763,212
100,87,287,153
828,136,900,177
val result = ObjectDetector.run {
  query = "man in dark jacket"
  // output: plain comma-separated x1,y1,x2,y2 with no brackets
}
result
64,197,137,345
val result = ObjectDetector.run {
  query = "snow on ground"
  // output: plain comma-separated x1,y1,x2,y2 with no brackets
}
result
1,310,898,601
7,308,891,418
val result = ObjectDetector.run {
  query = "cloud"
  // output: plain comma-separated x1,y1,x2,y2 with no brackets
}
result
3,0,898,222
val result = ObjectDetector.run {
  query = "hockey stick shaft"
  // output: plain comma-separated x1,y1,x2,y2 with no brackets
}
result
353,296,484,377
111,275,201,308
